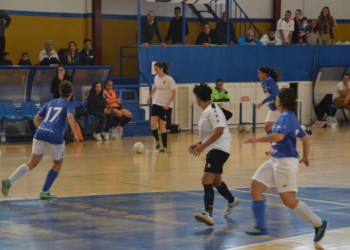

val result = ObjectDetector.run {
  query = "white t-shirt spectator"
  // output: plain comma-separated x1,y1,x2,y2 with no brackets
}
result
333,81,349,100
276,18,294,43
153,75,177,108
260,34,282,45
198,103,231,154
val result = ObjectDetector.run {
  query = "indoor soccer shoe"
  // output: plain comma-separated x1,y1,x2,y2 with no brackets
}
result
93,133,103,141
101,131,109,140
159,147,168,153
155,141,160,150
314,220,328,242
39,190,57,199
223,197,241,216
194,212,214,226
301,124,313,136
1,179,11,197
245,228,268,236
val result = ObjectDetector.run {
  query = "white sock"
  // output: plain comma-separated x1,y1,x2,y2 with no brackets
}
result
9,164,30,184
293,200,323,228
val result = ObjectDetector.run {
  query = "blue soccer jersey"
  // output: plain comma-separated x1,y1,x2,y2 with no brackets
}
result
34,98,75,144
261,77,279,111
270,110,306,158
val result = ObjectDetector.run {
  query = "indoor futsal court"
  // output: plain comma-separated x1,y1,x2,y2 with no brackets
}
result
0,126,349,250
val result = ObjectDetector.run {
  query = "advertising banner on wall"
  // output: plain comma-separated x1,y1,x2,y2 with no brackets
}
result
147,0,226,4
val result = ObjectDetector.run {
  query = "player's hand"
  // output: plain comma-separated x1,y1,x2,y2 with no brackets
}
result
146,98,151,104
163,104,169,110
188,143,200,154
243,137,259,144
257,103,264,109
299,157,309,166
190,144,205,156
74,134,80,145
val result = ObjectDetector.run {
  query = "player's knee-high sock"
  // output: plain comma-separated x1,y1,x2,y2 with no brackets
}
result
151,129,159,141
204,184,214,217
9,164,30,184
216,182,234,203
161,132,168,148
293,200,323,228
251,200,267,230
120,117,130,127
42,170,59,192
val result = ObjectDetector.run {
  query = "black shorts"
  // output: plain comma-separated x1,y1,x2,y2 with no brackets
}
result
108,106,124,111
204,150,230,174
151,104,172,121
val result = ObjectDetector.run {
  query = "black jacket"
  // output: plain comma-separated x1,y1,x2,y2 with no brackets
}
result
215,21,237,44
18,59,32,66
51,75,73,99
87,93,105,113
40,57,59,66
79,49,95,66
165,17,189,44
0,58,12,65
196,31,218,45
141,16,163,44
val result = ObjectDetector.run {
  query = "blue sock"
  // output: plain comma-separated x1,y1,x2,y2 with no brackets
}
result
251,200,266,230
42,170,59,192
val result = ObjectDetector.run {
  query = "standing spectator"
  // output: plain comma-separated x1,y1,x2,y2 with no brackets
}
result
307,20,322,45
332,74,350,115
39,40,60,66
51,65,73,99
211,79,232,121
87,82,114,141
238,30,263,45
79,38,95,66
196,23,218,48
165,7,189,44
18,53,33,66
141,11,166,49
260,28,282,45
317,7,337,45
291,9,302,44
0,10,11,59
0,52,12,65
63,41,81,66
276,11,294,45
298,17,309,44
215,12,237,45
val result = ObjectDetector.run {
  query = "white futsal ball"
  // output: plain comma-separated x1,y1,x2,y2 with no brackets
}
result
133,142,144,154
237,125,244,133
244,125,252,133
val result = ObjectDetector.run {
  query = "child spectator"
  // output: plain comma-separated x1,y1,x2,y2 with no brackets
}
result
18,52,32,66
298,17,309,44
0,52,12,65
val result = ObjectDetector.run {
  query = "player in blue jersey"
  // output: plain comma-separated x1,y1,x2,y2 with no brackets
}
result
257,66,311,155
1,81,79,199
244,88,328,243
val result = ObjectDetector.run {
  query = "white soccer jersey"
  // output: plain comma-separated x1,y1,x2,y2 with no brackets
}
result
276,18,294,43
198,103,232,154
153,75,177,108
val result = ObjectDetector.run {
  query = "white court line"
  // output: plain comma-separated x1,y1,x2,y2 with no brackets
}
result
232,189,350,207
224,227,350,250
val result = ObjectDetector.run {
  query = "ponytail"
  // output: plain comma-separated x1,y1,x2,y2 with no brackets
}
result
259,66,281,83
154,61,171,75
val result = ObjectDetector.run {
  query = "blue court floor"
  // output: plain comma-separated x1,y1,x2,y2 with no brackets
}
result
0,187,349,250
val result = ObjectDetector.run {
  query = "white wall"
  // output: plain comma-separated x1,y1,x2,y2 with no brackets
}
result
281,0,350,20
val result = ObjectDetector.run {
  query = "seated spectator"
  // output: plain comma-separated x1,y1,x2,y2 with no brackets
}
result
317,7,336,45
238,30,263,45
332,74,350,114
0,52,12,65
39,40,60,66
51,65,73,99
141,11,166,49
307,20,322,45
87,82,114,141
211,79,232,121
165,7,189,44
215,12,237,45
298,17,309,44
18,52,32,66
103,80,132,137
276,10,294,45
196,23,217,48
79,38,95,66
260,28,282,45
63,41,81,66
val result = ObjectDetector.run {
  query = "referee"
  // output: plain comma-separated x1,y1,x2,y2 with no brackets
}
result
189,83,240,226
